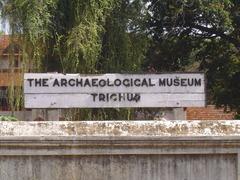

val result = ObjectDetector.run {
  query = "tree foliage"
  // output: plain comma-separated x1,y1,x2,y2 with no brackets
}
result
1,0,149,119
144,0,240,112
1,0,240,117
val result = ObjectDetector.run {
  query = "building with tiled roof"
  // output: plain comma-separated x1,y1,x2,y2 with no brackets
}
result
0,35,22,110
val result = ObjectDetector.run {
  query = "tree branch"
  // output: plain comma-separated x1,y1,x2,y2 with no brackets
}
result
191,23,240,49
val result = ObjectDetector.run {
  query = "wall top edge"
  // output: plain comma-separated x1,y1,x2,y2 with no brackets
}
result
0,120,239,137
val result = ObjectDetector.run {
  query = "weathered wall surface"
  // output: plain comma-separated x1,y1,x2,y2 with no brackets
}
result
0,155,236,180
0,121,239,180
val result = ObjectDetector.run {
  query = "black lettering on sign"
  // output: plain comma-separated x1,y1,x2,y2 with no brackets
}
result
195,78,201,86
91,93,98,102
181,79,187,86
188,78,194,86
133,93,141,102
27,79,34,87
42,78,49,87
92,78,98,87
126,94,131,101
159,79,166,86
130,79,134,86
114,79,121,86
90,93,142,103
107,79,114,87
99,79,106,87
119,93,125,101
76,78,83,87
134,79,141,87
105,93,109,101
174,78,180,86
141,78,148,87
158,78,203,87
166,79,173,86
84,78,91,87
68,79,75,86
123,79,130,87
53,79,60,87
61,79,67,87
149,78,155,87
99,93,105,101
35,78,42,86
110,93,117,101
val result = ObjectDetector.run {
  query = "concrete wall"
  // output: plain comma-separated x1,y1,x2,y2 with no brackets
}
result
0,155,236,180
0,121,239,180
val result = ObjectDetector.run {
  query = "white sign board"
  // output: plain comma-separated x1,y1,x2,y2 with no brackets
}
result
24,73,205,108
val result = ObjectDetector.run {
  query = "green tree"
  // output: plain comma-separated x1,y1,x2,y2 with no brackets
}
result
2,0,240,117
144,0,240,112
1,0,149,119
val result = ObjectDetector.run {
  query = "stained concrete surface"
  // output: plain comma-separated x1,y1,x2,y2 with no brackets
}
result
0,154,236,180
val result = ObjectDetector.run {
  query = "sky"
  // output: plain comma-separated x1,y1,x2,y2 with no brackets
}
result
0,19,9,34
